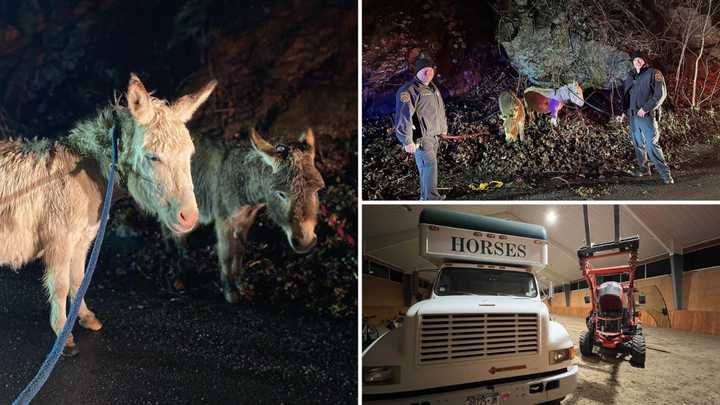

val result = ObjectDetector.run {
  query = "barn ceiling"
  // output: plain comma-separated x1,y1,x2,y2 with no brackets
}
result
363,205,720,286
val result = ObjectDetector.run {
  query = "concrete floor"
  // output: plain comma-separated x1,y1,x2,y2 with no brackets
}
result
554,315,720,405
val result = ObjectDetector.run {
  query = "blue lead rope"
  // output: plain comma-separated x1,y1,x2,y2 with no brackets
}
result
13,125,119,405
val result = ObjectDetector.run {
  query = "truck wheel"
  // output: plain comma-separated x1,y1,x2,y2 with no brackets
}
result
538,398,564,405
579,330,594,357
629,334,646,368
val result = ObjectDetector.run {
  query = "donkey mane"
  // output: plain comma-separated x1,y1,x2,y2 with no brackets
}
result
0,104,128,211
64,104,123,178
0,139,74,209
242,148,284,202
239,140,309,200
17,137,53,157
0,95,188,205
287,144,323,220
245,140,321,198
69,96,194,165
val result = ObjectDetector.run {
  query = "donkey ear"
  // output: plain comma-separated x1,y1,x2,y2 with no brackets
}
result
250,129,282,171
299,128,316,157
127,73,155,125
172,79,218,123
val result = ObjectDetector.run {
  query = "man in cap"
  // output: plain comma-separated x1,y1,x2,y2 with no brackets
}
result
394,54,448,200
616,50,673,184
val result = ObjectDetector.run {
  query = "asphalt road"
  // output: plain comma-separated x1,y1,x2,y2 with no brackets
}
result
0,265,357,404
451,161,720,201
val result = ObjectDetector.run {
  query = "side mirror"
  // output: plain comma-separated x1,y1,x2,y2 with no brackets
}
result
638,294,646,305
584,295,590,304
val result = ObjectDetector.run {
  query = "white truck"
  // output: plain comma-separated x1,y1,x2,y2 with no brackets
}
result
362,208,578,405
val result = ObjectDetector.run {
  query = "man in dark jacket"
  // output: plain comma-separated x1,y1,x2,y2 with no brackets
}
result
617,50,673,184
394,54,448,200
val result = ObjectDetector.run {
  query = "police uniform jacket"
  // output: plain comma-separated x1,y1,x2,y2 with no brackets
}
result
394,79,448,146
622,65,667,116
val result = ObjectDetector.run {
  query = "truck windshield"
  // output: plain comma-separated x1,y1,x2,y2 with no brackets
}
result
434,267,538,298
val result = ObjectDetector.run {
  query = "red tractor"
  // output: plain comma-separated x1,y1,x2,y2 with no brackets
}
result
577,207,646,368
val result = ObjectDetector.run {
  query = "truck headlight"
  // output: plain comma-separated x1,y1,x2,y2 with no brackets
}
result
363,366,400,385
549,347,576,364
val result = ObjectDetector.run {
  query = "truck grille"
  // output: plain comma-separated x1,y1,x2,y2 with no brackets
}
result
418,313,539,364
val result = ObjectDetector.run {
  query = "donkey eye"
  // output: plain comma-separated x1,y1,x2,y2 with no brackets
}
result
274,191,289,202
145,154,161,163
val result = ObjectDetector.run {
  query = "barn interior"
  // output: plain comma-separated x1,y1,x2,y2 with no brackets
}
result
362,204,720,404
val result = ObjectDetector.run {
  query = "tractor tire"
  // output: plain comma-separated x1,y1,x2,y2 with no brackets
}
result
629,334,646,368
579,330,594,357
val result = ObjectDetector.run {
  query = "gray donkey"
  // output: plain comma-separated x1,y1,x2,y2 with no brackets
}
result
171,129,325,303
0,74,216,355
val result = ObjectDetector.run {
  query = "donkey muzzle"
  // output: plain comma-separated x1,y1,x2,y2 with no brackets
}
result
291,235,317,254
172,207,199,234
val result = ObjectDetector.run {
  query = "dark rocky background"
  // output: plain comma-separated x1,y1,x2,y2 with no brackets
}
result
0,0,357,403
363,0,720,200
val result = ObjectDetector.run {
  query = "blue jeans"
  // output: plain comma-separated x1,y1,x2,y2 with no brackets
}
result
630,115,671,179
414,136,442,200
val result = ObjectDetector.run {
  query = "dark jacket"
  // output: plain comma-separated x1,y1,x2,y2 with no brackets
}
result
394,79,448,146
623,65,667,116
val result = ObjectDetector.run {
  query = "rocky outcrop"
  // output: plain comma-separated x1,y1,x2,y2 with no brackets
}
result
497,0,631,89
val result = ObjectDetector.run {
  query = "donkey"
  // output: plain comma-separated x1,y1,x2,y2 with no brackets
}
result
0,74,216,356
169,128,325,303
498,91,526,142
523,81,584,126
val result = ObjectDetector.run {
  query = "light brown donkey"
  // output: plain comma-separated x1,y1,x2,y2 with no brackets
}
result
0,74,216,355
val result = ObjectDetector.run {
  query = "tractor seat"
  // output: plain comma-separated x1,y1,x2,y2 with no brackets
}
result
597,281,624,312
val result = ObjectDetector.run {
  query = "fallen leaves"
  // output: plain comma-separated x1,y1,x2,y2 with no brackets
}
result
101,166,356,319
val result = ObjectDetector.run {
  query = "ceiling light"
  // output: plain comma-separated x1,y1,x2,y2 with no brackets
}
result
546,210,557,225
